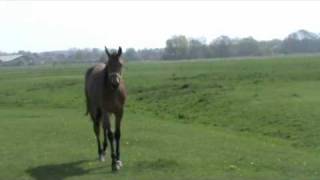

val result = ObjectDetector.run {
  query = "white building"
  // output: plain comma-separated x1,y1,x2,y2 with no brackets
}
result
0,54,30,66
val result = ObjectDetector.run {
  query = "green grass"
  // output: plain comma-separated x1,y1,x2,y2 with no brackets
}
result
1,56,320,180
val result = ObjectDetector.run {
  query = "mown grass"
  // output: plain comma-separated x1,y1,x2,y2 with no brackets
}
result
1,56,320,180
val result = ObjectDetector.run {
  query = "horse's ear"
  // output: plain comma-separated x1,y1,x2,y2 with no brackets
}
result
117,46,122,57
105,46,111,57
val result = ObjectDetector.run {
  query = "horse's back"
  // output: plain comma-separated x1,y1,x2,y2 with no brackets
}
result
85,63,106,90
85,63,106,117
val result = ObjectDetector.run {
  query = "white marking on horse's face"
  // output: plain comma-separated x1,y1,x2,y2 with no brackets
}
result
107,55,123,75
107,55,124,89
109,72,121,89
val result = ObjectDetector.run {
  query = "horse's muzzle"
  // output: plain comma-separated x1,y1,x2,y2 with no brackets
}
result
111,82,119,89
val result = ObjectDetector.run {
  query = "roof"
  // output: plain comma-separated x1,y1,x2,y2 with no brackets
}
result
0,55,23,62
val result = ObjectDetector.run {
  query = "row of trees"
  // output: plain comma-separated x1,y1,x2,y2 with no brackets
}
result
124,29,320,60
2,29,320,65
161,30,320,60
161,35,279,59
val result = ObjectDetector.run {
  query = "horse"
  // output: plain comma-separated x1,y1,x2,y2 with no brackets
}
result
84,46,127,171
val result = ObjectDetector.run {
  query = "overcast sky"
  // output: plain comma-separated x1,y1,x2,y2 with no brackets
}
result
0,1,319,53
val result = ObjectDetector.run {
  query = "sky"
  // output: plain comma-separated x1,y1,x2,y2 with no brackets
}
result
0,1,320,53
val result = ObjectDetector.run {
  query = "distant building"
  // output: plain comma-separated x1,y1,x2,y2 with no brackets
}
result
0,54,33,66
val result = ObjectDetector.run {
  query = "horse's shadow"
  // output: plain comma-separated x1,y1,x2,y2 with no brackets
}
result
26,159,106,180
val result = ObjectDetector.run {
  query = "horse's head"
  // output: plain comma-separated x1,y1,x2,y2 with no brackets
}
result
105,46,124,89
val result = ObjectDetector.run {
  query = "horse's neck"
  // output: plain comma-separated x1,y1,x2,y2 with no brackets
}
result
104,66,114,91
104,66,110,87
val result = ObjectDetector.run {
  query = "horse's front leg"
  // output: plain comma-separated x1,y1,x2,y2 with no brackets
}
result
104,112,117,171
101,113,110,162
115,110,123,169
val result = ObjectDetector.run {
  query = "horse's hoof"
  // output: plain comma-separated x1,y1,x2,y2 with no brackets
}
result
99,155,105,162
116,160,123,168
112,164,118,172
111,161,122,172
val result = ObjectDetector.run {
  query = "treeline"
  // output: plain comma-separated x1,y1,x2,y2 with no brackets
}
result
125,29,320,60
2,29,320,64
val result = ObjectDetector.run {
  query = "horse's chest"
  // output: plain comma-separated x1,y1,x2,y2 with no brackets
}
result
102,93,122,112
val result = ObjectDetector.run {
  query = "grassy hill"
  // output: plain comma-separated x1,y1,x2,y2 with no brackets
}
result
1,56,320,180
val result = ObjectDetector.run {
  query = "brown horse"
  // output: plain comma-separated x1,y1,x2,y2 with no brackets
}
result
84,46,127,171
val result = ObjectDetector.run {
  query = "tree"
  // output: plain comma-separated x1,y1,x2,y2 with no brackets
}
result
137,48,163,60
163,35,189,60
280,29,320,54
209,35,232,57
123,48,139,60
188,39,208,59
233,37,261,56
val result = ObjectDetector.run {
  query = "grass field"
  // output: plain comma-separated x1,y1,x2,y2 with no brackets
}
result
1,56,320,180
